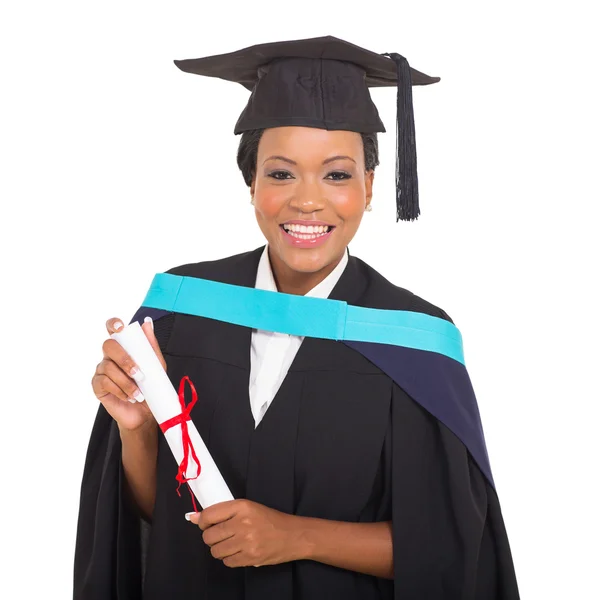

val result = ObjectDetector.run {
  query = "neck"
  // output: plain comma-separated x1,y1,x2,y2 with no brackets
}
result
268,248,345,296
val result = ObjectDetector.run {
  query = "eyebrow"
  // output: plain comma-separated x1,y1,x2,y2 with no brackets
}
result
323,155,356,165
262,155,356,166
263,155,297,166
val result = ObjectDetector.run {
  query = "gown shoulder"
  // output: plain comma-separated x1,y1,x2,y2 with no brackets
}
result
349,256,455,324
162,247,454,325
165,247,263,285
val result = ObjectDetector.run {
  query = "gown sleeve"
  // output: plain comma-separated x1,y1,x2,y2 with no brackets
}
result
389,382,520,599
73,312,175,600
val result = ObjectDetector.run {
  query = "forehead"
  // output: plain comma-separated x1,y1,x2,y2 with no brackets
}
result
258,127,363,159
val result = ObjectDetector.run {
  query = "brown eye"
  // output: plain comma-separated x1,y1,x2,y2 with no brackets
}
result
326,171,351,181
268,170,294,180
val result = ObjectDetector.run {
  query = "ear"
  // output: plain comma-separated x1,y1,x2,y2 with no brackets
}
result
250,177,256,198
365,170,374,204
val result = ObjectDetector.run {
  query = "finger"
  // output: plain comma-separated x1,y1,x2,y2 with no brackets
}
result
186,511,200,525
210,537,240,560
96,359,144,403
222,552,247,568
102,338,144,383
141,317,166,370
93,373,138,404
106,317,125,335
198,500,240,531
202,521,235,547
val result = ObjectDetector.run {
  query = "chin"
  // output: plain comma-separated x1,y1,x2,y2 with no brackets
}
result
278,246,339,274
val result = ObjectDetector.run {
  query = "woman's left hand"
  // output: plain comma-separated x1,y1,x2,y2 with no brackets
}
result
188,499,307,568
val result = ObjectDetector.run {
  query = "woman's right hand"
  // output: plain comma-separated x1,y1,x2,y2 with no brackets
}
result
91,317,167,432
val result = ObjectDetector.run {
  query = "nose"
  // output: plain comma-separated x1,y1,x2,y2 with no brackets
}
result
288,180,326,214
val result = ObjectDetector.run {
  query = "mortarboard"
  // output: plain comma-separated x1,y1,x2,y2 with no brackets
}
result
174,36,440,221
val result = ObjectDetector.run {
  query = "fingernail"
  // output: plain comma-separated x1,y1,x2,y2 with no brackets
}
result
133,389,145,403
130,366,145,382
185,512,195,521
128,397,136,404
114,321,124,331
144,316,154,330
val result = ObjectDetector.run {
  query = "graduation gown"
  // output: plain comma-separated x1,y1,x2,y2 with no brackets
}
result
74,246,520,599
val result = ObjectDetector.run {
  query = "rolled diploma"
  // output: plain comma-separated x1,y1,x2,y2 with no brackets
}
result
111,321,234,508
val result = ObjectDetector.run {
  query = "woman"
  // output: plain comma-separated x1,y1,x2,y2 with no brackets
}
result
75,36,520,599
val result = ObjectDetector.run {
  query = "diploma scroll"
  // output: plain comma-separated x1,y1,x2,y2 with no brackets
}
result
111,321,234,509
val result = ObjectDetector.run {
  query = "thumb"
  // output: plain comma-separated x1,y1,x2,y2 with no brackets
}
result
141,316,167,370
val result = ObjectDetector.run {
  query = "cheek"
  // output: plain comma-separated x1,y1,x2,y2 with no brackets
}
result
255,187,287,219
328,185,365,220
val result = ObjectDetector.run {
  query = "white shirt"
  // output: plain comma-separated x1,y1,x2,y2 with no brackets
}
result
249,246,349,427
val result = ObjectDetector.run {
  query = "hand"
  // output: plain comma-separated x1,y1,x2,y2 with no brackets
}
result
91,317,166,432
188,499,307,568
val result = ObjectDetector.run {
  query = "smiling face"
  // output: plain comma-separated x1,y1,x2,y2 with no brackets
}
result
250,126,374,279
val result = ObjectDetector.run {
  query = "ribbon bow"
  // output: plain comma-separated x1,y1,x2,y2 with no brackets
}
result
159,376,201,508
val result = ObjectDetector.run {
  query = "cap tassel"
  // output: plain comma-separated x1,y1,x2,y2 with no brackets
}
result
382,52,420,222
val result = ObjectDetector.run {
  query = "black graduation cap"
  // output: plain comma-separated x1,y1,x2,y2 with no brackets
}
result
174,36,440,221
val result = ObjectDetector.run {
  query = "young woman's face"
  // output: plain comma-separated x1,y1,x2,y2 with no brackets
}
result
251,126,374,274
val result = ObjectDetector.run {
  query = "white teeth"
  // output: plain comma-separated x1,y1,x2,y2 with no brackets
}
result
282,224,332,239
283,224,330,232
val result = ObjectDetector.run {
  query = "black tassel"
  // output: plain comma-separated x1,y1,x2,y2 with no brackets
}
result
382,52,420,221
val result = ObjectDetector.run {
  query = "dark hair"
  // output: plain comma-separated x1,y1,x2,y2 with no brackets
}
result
236,128,380,187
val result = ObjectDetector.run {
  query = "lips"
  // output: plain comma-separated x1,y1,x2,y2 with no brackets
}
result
279,222,335,248
281,222,334,238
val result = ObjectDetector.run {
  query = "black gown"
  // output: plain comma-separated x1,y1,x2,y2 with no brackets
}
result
74,246,520,599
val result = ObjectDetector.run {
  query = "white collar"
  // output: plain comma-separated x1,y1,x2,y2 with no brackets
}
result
255,245,349,299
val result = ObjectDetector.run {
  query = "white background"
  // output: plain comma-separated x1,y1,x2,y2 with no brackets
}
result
1,1,598,598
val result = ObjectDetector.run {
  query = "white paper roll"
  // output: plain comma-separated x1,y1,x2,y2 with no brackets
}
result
111,321,234,509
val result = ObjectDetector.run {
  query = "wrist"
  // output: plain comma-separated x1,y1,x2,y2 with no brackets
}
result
118,418,157,441
286,515,318,562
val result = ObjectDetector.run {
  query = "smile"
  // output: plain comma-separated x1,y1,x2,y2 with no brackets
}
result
279,222,336,248
281,223,333,239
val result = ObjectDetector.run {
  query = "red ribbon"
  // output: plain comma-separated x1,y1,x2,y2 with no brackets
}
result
159,375,201,511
